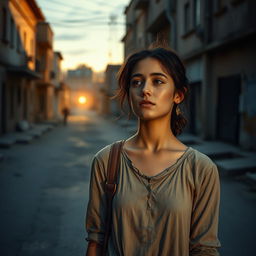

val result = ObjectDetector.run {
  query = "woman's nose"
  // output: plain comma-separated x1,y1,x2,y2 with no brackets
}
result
141,81,152,96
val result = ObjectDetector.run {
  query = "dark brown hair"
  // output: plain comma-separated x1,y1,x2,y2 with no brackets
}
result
116,47,189,136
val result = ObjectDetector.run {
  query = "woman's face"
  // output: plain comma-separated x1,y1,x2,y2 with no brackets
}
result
129,57,183,121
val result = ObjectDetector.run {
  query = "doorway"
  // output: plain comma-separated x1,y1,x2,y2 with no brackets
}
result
188,81,202,135
217,75,241,144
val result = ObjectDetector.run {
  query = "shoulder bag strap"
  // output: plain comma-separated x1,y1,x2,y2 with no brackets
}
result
102,140,124,255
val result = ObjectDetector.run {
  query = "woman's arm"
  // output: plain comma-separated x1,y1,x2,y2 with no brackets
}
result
189,164,221,256
86,241,102,256
85,155,108,254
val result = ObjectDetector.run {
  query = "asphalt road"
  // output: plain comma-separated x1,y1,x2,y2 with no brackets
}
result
0,111,255,256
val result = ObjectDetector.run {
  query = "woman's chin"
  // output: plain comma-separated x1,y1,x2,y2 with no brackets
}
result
136,113,157,121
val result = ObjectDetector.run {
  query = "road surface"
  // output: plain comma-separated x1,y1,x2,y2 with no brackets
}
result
0,111,255,255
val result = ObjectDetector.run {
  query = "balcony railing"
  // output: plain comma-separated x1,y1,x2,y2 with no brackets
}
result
37,22,53,48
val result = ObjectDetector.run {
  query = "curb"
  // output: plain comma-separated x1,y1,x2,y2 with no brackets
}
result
0,123,55,149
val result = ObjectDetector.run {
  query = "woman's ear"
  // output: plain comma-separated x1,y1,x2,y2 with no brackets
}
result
174,90,185,104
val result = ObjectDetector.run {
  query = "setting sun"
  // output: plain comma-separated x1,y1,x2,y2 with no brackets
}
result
78,96,87,104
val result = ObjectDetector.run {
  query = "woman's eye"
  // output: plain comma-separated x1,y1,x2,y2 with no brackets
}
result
131,80,142,86
154,79,164,85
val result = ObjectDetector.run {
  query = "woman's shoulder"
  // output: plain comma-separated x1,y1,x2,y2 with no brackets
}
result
187,147,218,175
94,140,124,163
186,147,220,190
94,143,112,164
188,147,215,165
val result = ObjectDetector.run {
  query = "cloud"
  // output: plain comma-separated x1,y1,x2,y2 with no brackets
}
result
66,6,105,17
64,48,94,55
55,34,86,41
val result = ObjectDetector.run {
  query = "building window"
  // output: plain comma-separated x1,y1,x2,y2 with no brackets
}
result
2,7,8,43
214,0,227,15
214,0,221,11
193,0,201,27
17,86,21,105
10,85,15,118
16,25,21,52
10,17,14,48
23,31,26,52
184,3,190,33
39,94,45,112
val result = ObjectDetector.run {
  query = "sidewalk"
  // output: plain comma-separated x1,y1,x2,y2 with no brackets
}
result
114,118,256,187
1,116,256,187
178,133,255,168
0,121,59,160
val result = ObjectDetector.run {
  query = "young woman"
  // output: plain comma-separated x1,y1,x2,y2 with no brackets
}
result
85,47,221,256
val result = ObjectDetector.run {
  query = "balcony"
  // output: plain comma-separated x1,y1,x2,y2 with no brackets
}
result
37,22,53,48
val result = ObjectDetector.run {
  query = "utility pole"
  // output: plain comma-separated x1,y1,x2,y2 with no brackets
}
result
108,14,117,63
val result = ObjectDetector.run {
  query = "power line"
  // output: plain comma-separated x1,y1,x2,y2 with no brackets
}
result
45,16,110,23
39,0,115,13
49,18,123,24
51,21,124,27
38,0,120,17
38,0,90,13
61,0,116,9
41,6,94,16
44,15,124,25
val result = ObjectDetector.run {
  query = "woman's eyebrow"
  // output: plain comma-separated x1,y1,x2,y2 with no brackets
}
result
150,72,168,78
131,73,143,78
131,72,168,78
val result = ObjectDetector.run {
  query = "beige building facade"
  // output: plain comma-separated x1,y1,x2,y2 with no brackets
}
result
65,65,94,110
122,0,256,150
52,52,70,120
0,0,44,134
101,65,121,116
35,21,55,121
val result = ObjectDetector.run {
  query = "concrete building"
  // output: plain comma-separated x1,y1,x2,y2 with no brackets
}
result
52,52,70,120
0,0,44,134
52,52,63,88
35,21,55,121
177,0,256,150
65,65,94,110
100,65,121,116
66,65,93,91
122,0,256,150
122,0,176,57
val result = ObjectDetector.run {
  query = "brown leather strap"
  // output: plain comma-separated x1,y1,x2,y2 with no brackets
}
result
87,241,102,248
102,140,124,255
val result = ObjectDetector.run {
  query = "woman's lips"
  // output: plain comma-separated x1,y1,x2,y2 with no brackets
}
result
139,100,155,108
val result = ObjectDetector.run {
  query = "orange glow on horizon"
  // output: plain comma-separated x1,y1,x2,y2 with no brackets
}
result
78,96,87,104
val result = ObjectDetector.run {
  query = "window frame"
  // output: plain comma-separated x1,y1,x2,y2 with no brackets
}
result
16,25,21,53
10,17,15,48
184,2,191,34
193,0,201,28
2,7,9,43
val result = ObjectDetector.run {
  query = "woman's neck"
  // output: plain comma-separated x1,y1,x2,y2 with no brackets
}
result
134,118,177,152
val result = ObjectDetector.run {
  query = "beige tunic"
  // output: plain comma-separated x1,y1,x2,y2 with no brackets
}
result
86,142,221,256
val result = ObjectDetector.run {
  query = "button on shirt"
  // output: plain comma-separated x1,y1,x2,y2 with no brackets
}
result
86,144,221,256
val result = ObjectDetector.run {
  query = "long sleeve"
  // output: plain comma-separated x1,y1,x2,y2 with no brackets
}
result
190,164,221,256
85,156,107,245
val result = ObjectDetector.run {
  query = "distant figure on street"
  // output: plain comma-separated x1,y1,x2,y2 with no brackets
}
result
85,47,221,256
62,107,70,125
